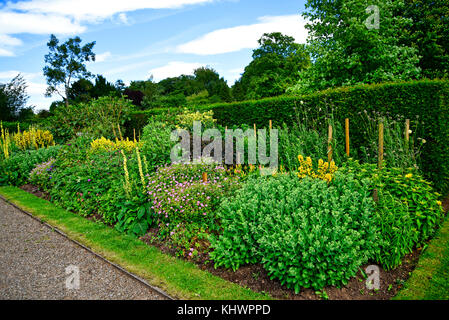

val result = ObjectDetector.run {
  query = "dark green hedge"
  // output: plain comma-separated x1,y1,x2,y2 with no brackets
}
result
127,80,449,193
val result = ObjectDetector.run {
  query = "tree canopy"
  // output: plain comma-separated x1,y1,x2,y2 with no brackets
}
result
0,74,31,121
43,34,96,107
234,32,311,100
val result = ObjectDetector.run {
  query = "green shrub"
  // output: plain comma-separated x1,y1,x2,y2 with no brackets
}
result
140,120,176,170
49,96,135,142
147,159,241,258
210,172,379,291
0,146,61,186
340,160,445,269
29,158,56,190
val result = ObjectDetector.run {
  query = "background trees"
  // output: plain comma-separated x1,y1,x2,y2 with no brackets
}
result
43,34,96,107
234,32,311,100
290,0,421,94
0,74,31,121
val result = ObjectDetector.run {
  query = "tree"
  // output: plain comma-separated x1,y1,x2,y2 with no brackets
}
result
43,34,96,107
290,0,421,93
0,74,30,121
236,32,311,100
401,0,449,79
193,67,232,102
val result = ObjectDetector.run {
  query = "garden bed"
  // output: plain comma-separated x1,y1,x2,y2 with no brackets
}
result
19,182,449,300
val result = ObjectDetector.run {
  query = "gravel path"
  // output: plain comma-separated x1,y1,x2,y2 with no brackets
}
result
0,198,166,300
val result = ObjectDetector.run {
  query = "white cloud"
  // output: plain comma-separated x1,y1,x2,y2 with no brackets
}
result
0,34,23,47
118,13,129,25
0,34,23,57
149,61,205,81
95,51,112,63
0,48,15,57
177,15,308,55
7,0,214,22
0,11,86,35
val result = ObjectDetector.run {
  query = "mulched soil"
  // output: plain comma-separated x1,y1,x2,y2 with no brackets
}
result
20,184,448,300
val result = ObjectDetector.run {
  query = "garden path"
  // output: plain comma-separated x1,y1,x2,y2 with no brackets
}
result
0,198,165,300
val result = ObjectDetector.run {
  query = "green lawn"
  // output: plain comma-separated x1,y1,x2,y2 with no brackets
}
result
0,186,270,300
394,214,449,300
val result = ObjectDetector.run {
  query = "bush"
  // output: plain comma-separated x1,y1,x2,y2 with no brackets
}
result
49,96,135,142
14,126,54,150
140,120,176,170
210,172,379,291
29,158,56,190
0,146,61,186
340,160,445,269
147,159,241,258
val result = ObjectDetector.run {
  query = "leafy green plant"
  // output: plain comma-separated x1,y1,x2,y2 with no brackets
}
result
29,158,56,190
210,172,379,291
0,146,61,186
340,159,445,269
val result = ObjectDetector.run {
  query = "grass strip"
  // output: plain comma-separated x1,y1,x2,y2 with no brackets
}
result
394,214,449,300
0,186,270,300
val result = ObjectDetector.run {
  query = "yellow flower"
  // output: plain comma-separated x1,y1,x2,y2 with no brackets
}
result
437,200,442,206
405,173,413,179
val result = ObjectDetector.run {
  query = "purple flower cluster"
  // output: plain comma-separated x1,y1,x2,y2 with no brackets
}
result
30,158,56,179
147,163,237,226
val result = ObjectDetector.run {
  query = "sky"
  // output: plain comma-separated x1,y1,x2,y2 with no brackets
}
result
0,0,308,111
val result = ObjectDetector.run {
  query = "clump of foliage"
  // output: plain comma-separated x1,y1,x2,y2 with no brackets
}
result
340,160,445,270
176,108,217,130
0,145,61,186
147,159,241,258
0,122,13,159
140,119,176,170
296,155,338,183
29,158,56,190
210,172,379,291
14,126,54,150
90,137,142,154
49,95,134,141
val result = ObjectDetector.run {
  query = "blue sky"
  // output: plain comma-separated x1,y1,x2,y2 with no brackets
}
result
0,0,308,110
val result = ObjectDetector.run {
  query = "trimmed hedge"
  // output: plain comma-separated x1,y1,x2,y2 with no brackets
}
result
126,80,449,193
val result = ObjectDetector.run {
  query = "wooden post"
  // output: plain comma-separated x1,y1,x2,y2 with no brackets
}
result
405,119,410,152
269,120,272,130
327,124,333,163
254,123,257,138
202,172,208,183
133,128,136,142
378,121,384,169
345,118,350,157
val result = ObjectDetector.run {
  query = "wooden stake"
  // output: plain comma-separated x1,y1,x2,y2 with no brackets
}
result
133,128,136,142
345,118,350,157
117,124,123,141
202,172,208,183
327,124,333,163
378,121,384,169
405,119,410,152
254,123,257,138
269,120,272,130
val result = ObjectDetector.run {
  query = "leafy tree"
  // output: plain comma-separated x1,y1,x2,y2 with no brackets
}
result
193,67,232,102
0,74,30,121
236,32,311,100
401,0,449,78
43,34,96,107
90,75,120,99
290,0,421,93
